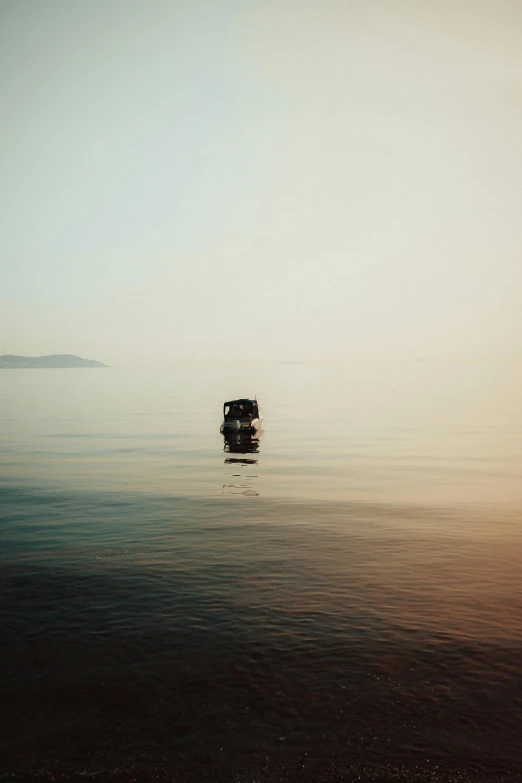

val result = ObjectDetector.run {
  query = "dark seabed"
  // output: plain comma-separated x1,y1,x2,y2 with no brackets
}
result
1,361,522,782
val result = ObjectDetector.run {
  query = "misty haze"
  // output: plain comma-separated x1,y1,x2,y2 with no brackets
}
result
1,1,522,782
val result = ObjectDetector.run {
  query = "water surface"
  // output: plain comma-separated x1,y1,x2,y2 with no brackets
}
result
1,361,522,780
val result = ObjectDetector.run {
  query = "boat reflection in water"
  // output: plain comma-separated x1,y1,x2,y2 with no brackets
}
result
223,430,260,459
222,431,260,496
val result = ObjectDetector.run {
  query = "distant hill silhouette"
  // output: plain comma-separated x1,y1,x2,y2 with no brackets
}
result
0,354,108,368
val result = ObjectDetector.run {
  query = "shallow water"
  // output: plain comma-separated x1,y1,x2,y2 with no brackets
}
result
1,361,522,780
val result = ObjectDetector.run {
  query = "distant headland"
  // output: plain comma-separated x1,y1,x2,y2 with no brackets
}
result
0,354,109,369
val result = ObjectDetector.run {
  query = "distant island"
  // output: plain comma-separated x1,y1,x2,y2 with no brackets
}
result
0,354,108,369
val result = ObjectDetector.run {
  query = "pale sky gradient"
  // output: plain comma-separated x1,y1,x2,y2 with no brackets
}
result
1,0,521,362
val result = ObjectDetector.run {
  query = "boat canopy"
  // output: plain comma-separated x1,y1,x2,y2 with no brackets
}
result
223,398,259,420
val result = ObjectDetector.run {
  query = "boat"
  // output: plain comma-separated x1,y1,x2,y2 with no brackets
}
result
220,398,262,434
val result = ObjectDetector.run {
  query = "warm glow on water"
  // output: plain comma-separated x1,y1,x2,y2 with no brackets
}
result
1,362,522,780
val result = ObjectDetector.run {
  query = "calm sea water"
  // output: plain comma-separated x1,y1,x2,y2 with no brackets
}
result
1,361,522,781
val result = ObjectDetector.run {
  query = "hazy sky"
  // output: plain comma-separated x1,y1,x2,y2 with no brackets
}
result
1,0,521,362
